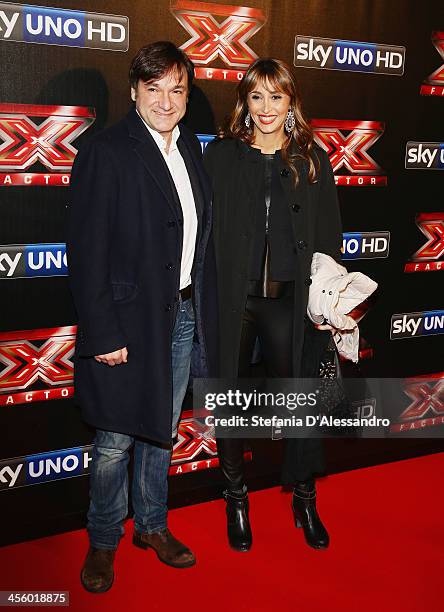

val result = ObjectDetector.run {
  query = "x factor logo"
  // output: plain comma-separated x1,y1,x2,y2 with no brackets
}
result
311,119,386,186
420,31,444,96
172,414,217,462
401,379,444,420
0,103,95,186
0,326,75,406
170,411,218,475
169,410,251,475
390,375,444,432
171,0,266,81
405,213,444,272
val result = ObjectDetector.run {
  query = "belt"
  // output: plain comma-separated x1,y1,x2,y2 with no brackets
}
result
179,284,192,301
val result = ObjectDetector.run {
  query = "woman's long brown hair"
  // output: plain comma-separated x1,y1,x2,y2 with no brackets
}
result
222,58,319,185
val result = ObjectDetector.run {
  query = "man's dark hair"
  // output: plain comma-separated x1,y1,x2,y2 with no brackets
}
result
129,41,194,90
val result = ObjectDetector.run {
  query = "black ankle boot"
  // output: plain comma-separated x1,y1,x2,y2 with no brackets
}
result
292,480,329,549
223,489,252,552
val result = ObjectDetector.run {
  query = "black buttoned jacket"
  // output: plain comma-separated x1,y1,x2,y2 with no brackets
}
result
203,137,342,378
67,107,218,443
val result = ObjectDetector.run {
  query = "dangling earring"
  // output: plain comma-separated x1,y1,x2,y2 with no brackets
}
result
285,108,295,133
244,111,251,128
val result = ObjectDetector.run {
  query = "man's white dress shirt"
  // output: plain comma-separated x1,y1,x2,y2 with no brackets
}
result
138,113,198,291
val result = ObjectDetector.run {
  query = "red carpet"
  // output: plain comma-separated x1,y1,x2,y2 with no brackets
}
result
1,453,443,612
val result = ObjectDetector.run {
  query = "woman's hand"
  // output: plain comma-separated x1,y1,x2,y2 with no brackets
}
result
313,323,335,332
314,302,368,331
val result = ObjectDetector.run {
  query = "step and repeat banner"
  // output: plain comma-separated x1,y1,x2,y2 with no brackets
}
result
0,0,443,544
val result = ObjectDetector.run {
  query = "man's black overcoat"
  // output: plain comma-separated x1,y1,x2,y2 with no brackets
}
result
67,107,218,443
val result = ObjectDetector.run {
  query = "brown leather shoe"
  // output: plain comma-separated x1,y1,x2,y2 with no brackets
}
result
133,528,196,568
80,547,116,593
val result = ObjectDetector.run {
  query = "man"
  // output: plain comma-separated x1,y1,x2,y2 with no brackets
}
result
67,41,218,593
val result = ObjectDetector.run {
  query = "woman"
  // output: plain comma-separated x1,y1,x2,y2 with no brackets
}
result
203,58,342,552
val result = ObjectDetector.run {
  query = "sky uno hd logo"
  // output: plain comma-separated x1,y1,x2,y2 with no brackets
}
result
0,446,93,491
390,311,444,339
294,35,405,76
0,326,75,406
0,243,67,278
0,2,128,51
0,103,95,186
420,31,444,96
405,142,444,170
171,0,266,81
405,213,444,273
312,119,386,186
342,232,390,260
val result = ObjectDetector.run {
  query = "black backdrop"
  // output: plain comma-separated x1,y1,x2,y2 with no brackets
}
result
0,0,443,546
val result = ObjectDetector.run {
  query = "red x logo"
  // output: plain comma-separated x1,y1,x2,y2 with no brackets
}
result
172,416,217,463
0,327,75,393
400,380,444,420
171,0,265,68
311,119,384,175
426,31,444,85
411,213,444,261
0,104,95,172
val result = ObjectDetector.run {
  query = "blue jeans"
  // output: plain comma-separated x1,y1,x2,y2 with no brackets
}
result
87,296,195,549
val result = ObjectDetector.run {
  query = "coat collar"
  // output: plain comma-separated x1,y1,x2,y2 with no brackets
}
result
125,108,180,217
177,123,212,207
234,136,303,158
177,135,204,234
125,107,211,227
126,105,152,143
234,138,308,207
233,136,310,244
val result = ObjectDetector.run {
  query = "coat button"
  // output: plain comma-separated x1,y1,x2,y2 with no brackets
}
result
165,304,172,312
297,240,308,250
292,203,301,212
165,263,174,271
280,168,290,177
304,277,312,286
178,219,184,226
167,221,176,228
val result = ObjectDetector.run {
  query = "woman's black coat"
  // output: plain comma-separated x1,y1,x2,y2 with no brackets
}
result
67,108,218,444
203,138,342,378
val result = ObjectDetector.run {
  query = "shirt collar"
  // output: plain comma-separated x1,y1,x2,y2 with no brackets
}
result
136,110,180,153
